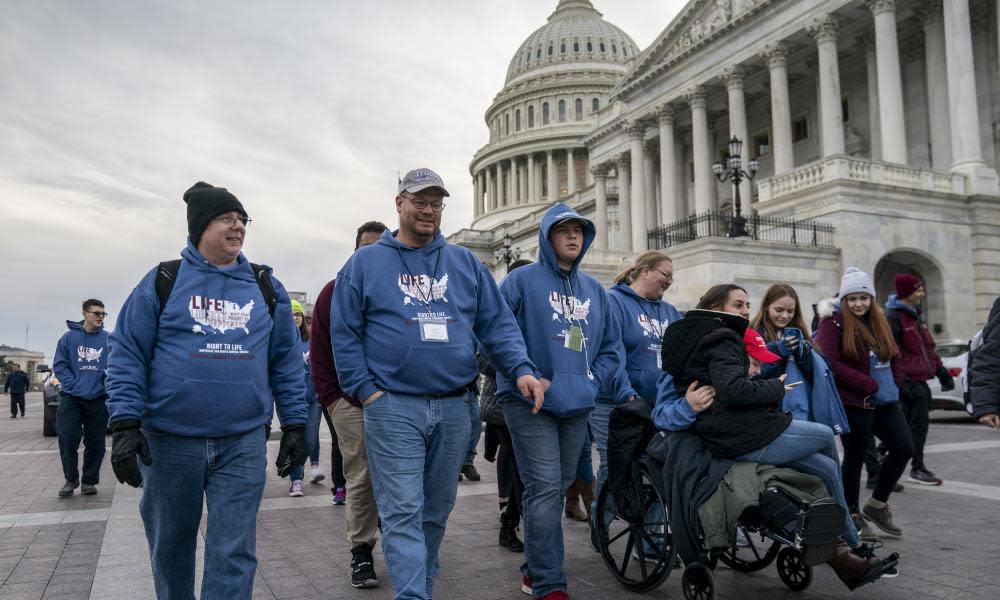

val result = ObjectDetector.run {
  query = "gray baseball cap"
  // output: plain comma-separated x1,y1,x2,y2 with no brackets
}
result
398,168,450,197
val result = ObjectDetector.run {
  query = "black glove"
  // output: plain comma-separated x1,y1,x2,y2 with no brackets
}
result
275,424,307,477
937,367,955,392
110,419,152,488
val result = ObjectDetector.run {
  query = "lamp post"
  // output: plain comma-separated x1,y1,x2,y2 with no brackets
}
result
494,233,521,272
712,136,760,238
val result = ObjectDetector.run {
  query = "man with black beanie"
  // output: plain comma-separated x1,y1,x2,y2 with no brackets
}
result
106,182,308,599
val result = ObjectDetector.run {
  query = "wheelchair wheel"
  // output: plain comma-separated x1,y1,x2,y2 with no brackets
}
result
681,563,716,600
717,525,781,573
776,547,813,591
595,467,676,592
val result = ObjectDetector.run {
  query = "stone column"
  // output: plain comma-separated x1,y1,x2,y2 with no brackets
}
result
592,165,609,250
761,42,795,174
644,139,658,227
511,159,520,206
566,148,577,197
917,1,952,169
658,105,678,224
527,153,536,204
628,122,648,251
485,165,495,210
867,0,908,164
546,150,557,200
859,35,882,161
473,173,481,217
687,87,715,214
617,153,633,253
720,66,753,207
810,15,846,157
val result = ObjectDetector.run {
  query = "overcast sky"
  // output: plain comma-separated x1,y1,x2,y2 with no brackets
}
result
0,0,685,360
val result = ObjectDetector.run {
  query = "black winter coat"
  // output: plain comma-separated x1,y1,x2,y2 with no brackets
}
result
971,297,1000,419
661,310,790,459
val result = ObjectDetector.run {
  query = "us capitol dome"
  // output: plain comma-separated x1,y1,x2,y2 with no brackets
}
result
468,0,638,230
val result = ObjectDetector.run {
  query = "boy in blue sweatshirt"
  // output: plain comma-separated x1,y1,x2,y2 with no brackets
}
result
497,203,633,600
105,182,308,600
52,299,110,497
332,168,544,600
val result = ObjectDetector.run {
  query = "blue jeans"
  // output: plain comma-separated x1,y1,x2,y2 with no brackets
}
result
575,429,593,481
139,426,266,600
588,402,614,521
737,420,860,547
464,394,481,465
364,391,472,600
291,398,321,481
57,393,109,485
505,400,590,598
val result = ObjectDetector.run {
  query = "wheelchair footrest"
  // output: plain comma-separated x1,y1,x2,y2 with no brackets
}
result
799,497,845,547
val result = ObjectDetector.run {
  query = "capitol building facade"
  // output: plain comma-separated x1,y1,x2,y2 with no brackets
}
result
449,0,1000,340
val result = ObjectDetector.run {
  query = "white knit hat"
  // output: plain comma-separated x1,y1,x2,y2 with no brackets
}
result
840,267,876,299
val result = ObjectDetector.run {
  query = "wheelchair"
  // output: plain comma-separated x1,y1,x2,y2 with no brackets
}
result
594,456,849,600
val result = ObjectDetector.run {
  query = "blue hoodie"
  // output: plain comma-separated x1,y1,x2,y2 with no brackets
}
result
603,282,683,403
332,229,536,401
497,203,632,417
300,336,316,402
106,241,306,437
53,320,109,400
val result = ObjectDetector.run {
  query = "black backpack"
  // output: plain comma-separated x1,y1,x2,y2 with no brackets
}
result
153,259,278,318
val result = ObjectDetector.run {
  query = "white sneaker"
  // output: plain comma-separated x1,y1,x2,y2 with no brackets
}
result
289,480,304,497
309,466,326,484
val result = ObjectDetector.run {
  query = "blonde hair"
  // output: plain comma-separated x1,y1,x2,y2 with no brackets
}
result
613,251,673,284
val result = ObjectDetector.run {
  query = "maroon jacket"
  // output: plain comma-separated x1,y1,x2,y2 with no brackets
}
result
885,303,944,382
816,311,903,410
309,279,362,409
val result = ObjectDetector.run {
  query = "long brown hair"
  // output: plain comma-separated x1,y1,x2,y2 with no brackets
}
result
613,251,672,284
696,284,747,311
840,300,896,362
751,283,813,344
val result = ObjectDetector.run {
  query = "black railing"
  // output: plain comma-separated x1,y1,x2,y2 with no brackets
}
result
647,210,835,249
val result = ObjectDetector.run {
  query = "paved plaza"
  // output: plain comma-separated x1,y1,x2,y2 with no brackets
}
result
2,392,1000,599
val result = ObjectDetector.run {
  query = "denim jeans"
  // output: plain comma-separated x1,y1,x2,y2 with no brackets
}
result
588,402,614,521
574,429,593,481
464,394,481,465
291,398,321,481
139,426,266,600
57,393,109,485
505,400,590,597
737,419,860,547
364,390,472,600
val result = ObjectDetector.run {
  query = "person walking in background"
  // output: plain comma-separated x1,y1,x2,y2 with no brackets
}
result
884,274,954,486
52,299,110,497
4,363,30,418
310,219,388,589
286,299,324,498
970,296,1000,429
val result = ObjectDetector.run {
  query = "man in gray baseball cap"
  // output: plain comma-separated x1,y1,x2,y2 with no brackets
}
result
398,168,451,197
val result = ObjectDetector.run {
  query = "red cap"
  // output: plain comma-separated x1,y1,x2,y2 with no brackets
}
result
744,328,781,363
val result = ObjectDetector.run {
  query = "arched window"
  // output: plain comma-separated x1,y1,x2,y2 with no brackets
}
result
560,41,566,54
536,47,541,59
515,109,521,132
600,41,606,53
575,98,583,121
505,114,510,136
548,44,553,56
573,40,580,52
528,105,535,128
587,40,593,52
558,99,566,123
612,43,618,55
542,102,550,125
592,98,600,113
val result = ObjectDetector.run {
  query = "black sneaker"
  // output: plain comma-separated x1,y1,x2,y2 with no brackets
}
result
81,484,98,495
58,480,79,498
350,544,378,589
908,468,942,486
460,464,481,482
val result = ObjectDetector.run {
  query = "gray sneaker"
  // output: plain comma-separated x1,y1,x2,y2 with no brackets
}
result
852,512,879,542
58,480,79,497
862,502,902,536
81,484,98,495
908,468,942,486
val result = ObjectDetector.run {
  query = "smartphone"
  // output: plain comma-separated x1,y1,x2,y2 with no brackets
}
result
785,380,804,388
783,327,802,340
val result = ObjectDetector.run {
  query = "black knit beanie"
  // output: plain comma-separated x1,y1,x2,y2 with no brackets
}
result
183,182,247,246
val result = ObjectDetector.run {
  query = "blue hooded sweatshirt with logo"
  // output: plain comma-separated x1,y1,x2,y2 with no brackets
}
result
331,229,536,402
496,203,633,417
602,282,683,403
53,320,109,400
106,241,306,437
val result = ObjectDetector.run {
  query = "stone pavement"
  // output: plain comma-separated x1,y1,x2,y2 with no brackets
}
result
2,392,1000,599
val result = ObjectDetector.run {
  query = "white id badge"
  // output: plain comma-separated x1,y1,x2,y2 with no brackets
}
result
420,319,449,342
654,344,662,370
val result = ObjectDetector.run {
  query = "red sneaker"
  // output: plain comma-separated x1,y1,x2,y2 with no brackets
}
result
538,591,569,600
521,576,533,595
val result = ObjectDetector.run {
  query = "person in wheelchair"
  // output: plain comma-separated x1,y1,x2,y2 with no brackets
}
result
657,284,897,589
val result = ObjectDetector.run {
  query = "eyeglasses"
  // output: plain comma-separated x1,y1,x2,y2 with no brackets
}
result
215,215,252,227
652,267,674,283
87,311,108,318
405,195,446,212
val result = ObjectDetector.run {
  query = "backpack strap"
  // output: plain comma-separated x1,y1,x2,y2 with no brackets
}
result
154,260,182,317
250,263,278,317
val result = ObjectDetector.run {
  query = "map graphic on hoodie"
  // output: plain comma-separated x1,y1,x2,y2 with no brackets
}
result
76,346,104,371
399,274,449,305
549,291,590,323
189,295,254,335
637,314,666,339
